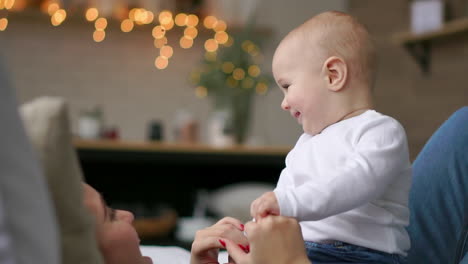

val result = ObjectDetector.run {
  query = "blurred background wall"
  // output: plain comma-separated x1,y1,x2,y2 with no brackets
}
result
1,0,467,159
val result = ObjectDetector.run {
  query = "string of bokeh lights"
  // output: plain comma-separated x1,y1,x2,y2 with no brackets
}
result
0,0,268,96
0,0,232,69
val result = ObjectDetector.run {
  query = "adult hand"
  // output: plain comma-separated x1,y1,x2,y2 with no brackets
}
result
250,191,280,220
190,217,248,264
225,215,310,264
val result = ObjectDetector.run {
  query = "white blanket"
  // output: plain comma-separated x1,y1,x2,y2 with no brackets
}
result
140,245,229,264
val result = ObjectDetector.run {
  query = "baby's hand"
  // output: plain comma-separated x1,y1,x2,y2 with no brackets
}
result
250,191,280,220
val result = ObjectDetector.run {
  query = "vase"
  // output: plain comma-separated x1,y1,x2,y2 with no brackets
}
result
209,91,253,145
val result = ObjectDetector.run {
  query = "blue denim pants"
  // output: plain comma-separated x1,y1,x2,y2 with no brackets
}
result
304,241,407,264
406,107,468,264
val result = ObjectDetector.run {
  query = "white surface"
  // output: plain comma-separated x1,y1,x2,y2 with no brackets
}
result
274,110,412,255
411,0,444,34
139,245,228,264
175,217,216,243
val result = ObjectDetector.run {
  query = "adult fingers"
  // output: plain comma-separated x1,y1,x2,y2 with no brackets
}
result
224,239,248,264
194,224,248,248
215,217,245,231
191,235,225,255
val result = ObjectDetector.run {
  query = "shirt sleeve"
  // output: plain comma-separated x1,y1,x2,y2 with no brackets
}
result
274,119,410,221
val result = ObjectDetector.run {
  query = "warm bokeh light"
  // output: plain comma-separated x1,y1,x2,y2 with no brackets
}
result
133,9,153,25
0,0,5,9
248,65,261,77
186,14,199,27
222,62,235,74
121,19,134,32
180,36,193,49
51,9,66,26
95,17,107,30
213,20,227,32
214,31,228,44
232,68,245,80
224,36,234,47
242,40,256,53
155,56,169,69
195,86,208,98
4,0,15,9
47,3,59,16
241,77,255,89
133,8,146,24
256,82,268,94
51,15,58,26
129,8,138,21
249,47,259,56
162,19,174,30
0,18,8,31
205,51,217,61
175,13,187,26
160,45,173,58
204,38,218,52
154,37,168,48
85,8,99,22
143,11,154,24
93,30,106,42
184,26,198,39
203,15,217,29
158,10,172,25
152,25,165,39
226,76,238,88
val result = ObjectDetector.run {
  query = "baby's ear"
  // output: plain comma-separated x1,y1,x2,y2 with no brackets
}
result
322,56,347,92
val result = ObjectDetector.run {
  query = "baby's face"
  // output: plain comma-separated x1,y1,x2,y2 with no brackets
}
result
272,36,331,136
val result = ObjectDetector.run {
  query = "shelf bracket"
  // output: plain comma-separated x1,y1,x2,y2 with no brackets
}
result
404,41,431,75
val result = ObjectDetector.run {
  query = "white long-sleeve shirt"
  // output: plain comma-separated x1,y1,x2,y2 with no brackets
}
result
274,110,411,256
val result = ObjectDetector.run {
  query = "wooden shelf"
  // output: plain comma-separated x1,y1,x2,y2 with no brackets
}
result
74,139,291,156
392,18,468,44
392,18,468,74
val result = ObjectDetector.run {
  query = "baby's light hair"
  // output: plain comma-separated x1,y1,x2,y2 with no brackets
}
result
294,11,377,89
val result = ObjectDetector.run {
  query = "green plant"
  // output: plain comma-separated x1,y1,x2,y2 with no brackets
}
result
190,23,273,144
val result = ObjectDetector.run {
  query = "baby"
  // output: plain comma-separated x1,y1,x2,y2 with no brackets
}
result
250,11,412,263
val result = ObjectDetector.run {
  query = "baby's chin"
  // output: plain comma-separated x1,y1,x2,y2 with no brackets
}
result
302,124,326,136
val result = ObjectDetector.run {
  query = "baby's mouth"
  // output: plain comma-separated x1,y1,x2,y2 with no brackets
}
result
294,111,301,118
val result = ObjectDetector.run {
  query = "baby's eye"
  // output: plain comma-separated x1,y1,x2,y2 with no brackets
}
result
281,84,290,89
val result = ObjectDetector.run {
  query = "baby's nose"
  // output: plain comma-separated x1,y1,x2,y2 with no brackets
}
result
281,99,290,111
